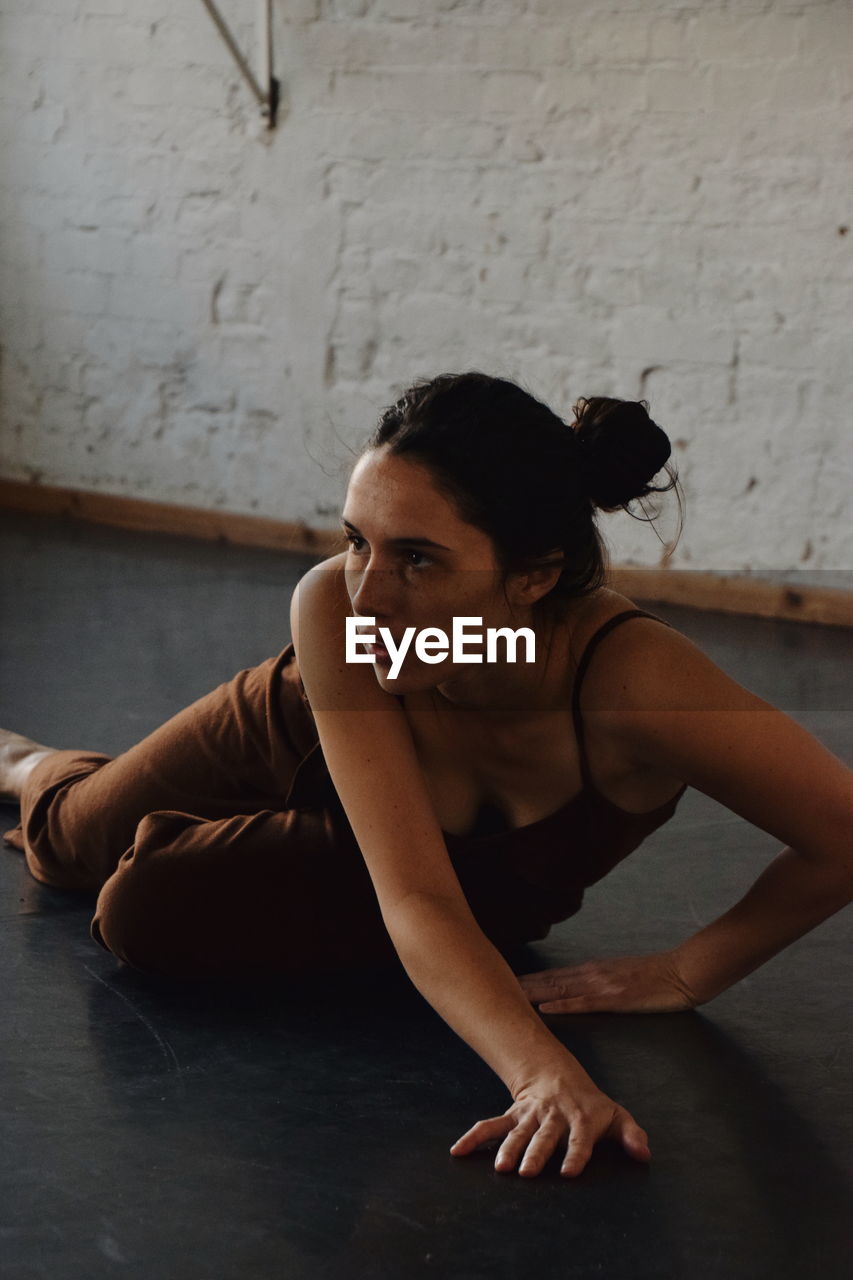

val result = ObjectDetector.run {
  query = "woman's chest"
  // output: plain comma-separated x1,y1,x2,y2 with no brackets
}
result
400,594,683,837
404,703,648,837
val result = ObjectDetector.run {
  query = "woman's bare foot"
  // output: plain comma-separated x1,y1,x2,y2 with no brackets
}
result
0,730,59,801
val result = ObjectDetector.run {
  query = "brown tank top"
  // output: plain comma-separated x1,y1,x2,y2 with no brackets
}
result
281,609,688,947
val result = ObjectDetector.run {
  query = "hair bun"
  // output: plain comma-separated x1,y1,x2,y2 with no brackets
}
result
572,396,673,511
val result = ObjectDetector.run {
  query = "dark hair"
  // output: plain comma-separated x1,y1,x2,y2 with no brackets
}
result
355,371,683,624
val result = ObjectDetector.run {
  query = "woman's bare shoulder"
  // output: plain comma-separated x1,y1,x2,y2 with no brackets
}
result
296,549,348,596
572,587,689,711
570,585,679,648
290,548,405,716
593,586,684,641
595,584,667,619
291,552,349,637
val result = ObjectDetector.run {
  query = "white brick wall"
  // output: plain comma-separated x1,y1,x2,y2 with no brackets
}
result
0,0,851,584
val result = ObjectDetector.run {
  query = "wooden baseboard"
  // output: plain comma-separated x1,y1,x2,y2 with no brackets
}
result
0,476,343,557
608,567,852,628
1,477,850,628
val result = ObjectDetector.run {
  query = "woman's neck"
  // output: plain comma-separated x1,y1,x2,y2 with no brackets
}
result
430,597,594,720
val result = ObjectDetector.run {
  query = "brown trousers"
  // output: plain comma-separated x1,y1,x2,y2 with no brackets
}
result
3,643,405,981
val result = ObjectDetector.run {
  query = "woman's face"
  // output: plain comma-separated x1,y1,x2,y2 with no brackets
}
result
341,446,555,705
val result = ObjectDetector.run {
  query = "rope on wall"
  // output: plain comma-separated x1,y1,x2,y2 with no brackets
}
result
198,0,280,128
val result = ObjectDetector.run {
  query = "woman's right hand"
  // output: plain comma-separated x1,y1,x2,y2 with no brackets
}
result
449,1065,652,1178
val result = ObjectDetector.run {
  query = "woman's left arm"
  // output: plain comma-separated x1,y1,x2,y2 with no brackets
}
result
520,624,853,1014
520,845,853,1013
666,840,853,1006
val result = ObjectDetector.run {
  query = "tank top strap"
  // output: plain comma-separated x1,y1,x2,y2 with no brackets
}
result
571,608,674,792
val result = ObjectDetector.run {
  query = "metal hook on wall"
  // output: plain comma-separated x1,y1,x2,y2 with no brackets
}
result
198,0,280,129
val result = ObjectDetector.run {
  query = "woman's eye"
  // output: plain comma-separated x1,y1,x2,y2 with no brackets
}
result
344,536,430,569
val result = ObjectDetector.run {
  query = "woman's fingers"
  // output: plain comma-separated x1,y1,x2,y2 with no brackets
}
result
609,1108,652,1162
537,994,605,1014
451,1102,652,1178
529,975,613,1013
454,1113,590,1177
518,967,595,1005
520,954,697,1015
560,1121,594,1177
559,1108,649,1177
494,1117,539,1172
449,1115,513,1156
451,1113,563,1175
513,1117,564,1176
517,969,573,999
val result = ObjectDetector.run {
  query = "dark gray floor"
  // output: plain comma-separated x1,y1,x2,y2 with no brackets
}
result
1,508,851,1280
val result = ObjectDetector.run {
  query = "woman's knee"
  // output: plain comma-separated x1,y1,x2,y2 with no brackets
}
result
88,805,388,980
90,811,220,977
89,808,300,979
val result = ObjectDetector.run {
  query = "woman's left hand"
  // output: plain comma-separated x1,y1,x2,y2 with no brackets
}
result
516,951,699,1014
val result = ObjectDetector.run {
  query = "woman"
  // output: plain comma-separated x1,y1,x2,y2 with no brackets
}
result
3,371,852,1181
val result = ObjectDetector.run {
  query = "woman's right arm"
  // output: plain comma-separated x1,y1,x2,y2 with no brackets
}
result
290,565,652,1177
388,893,652,1177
